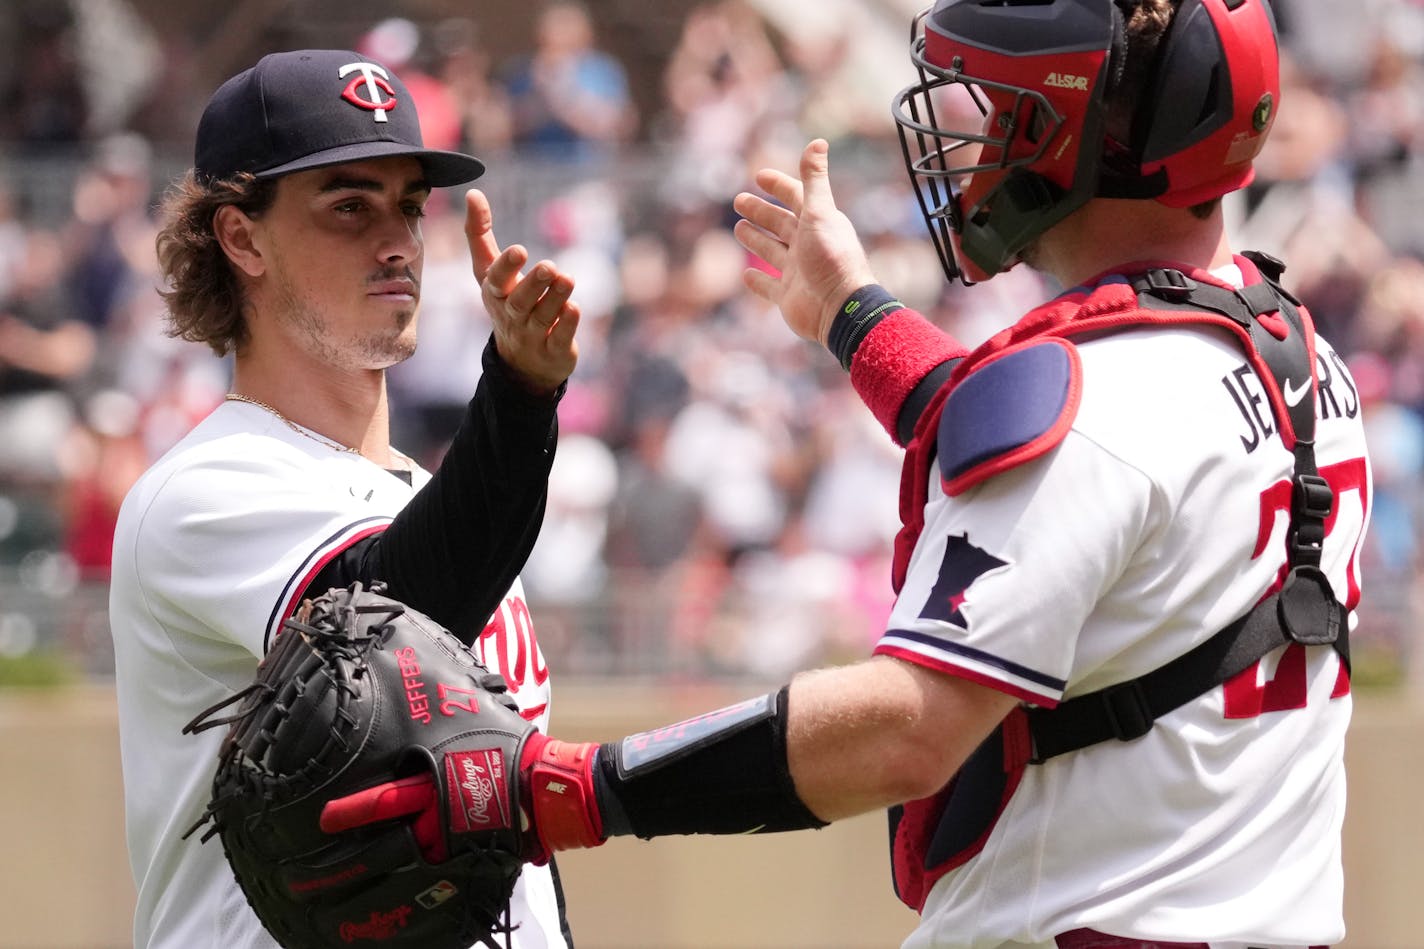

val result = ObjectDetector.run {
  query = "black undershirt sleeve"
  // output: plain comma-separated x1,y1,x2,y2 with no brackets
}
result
300,338,562,643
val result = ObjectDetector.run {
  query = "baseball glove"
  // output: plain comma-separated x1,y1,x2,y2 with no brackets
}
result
183,582,540,949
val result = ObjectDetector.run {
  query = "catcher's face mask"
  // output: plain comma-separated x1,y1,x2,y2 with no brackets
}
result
893,0,1281,285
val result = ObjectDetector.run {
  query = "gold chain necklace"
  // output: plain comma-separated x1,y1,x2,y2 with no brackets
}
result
224,393,361,454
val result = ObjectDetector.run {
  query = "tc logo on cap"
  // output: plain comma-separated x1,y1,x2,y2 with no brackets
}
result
338,62,398,123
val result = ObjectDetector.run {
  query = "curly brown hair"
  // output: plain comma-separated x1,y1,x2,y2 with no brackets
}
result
1109,0,1177,135
155,172,277,356
1109,0,1219,219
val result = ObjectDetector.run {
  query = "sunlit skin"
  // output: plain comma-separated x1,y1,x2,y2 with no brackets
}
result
212,155,580,468
249,158,430,373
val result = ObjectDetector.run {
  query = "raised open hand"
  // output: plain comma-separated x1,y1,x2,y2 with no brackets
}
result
466,189,580,395
733,140,878,347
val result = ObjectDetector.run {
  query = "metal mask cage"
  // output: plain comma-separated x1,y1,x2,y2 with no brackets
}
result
892,11,1066,284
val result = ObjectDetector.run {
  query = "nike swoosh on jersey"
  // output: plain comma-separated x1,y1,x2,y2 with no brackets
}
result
1283,376,1312,406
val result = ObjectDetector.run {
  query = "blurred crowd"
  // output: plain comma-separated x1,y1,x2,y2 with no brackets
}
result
1,0,1422,688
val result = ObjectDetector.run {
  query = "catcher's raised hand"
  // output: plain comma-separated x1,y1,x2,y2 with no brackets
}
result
733,139,878,347
465,189,580,396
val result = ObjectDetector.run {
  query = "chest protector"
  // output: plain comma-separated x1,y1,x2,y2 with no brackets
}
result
887,252,1351,911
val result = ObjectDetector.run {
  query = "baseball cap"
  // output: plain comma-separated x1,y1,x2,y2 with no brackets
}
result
194,49,483,186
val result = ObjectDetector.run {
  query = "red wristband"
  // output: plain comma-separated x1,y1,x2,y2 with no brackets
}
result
519,733,605,864
850,309,968,443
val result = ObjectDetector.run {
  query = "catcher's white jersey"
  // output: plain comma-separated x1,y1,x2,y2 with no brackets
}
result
110,401,566,949
882,309,1369,945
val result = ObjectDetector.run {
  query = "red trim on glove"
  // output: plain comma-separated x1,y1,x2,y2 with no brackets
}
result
519,733,605,865
319,775,433,833
319,774,447,862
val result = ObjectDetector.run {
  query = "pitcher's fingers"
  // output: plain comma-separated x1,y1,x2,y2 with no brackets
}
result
546,301,581,349
503,260,561,316
734,192,797,242
529,271,576,328
483,245,531,302
464,190,502,282
733,219,786,272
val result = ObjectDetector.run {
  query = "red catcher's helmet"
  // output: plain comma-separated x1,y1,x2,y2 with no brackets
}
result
892,0,1281,284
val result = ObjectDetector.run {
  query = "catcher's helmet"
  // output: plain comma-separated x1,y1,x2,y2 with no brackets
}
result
892,0,1281,284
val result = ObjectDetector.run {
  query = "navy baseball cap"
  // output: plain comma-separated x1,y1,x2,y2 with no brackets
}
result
194,49,483,186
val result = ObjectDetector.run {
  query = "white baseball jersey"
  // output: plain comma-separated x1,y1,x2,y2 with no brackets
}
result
881,270,1370,948
109,401,566,949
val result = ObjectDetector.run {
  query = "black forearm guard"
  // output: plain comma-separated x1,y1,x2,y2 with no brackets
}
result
592,686,827,839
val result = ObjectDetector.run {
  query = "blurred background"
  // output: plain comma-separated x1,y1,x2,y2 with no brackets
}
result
0,0,1421,946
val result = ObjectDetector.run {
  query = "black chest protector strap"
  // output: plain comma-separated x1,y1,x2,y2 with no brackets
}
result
1023,251,1350,764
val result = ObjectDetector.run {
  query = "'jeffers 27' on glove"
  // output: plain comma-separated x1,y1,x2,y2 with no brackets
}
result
183,582,598,949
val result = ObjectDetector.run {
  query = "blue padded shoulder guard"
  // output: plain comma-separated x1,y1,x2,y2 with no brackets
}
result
937,338,1082,496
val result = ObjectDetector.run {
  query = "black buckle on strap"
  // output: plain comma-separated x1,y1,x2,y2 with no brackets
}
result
1139,268,1193,303
1099,681,1154,742
1288,474,1333,566
1293,474,1334,520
